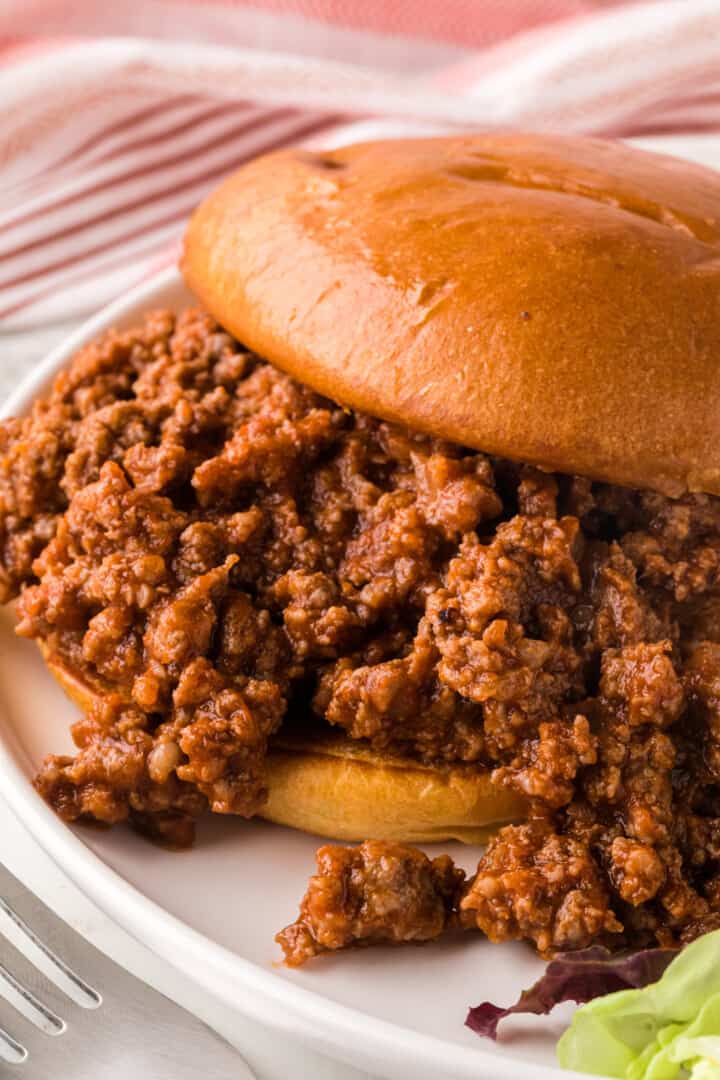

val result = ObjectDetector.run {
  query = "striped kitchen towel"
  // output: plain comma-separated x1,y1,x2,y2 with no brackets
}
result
1,0,720,328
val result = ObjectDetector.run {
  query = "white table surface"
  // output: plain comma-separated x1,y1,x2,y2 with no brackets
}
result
0,321,374,1080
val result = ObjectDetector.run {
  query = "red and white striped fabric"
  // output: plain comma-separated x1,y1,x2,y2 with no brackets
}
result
2,0,720,328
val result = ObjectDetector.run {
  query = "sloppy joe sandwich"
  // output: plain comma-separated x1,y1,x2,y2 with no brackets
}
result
3,134,720,966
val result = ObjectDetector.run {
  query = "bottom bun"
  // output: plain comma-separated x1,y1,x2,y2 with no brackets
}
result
39,645,525,844
263,732,525,843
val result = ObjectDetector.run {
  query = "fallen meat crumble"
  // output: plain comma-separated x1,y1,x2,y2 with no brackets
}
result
3,309,720,961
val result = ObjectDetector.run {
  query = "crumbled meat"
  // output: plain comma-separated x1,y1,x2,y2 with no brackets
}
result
679,912,720,944
276,840,466,965
409,450,501,539
34,695,207,847
460,821,621,954
271,570,361,659
684,641,720,779
621,491,720,602
517,467,559,518
607,837,666,906
4,308,720,961
599,641,684,730
169,657,284,815
339,491,440,615
315,618,487,762
491,714,597,808
586,544,668,651
425,518,583,747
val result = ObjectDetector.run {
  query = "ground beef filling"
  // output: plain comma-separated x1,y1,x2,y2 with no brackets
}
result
4,309,720,961
276,840,467,966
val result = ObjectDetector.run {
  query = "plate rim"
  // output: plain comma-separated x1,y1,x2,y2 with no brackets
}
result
0,266,587,1080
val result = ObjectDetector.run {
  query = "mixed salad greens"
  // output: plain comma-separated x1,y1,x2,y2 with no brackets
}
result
469,931,720,1079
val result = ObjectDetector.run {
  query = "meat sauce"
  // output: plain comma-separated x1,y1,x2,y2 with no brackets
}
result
3,309,720,962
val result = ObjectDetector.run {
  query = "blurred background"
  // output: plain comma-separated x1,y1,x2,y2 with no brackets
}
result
0,0,718,380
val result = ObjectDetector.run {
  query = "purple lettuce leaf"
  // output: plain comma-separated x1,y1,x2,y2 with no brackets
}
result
466,945,677,1041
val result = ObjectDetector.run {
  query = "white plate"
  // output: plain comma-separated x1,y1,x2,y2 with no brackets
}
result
0,267,587,1080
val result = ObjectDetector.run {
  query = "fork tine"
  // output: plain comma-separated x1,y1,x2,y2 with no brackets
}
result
0,898,100,1009
0,961,66,1036
0,1025,27,1065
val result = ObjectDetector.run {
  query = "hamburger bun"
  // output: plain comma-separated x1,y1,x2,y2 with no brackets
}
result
183,132,720,499
179,132,720,846
261,732,523,843
39,645,525,843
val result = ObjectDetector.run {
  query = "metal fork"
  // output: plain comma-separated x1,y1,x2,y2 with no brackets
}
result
0,863,254,1077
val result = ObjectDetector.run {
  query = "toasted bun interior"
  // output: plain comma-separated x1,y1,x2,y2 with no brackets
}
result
183,133,720,498
40,647,524,844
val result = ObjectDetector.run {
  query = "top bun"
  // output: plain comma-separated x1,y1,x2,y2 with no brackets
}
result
183,134,720,497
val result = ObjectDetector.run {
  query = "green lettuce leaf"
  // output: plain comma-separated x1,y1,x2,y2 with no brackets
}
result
670,1035,720,1080
557,931,720,1078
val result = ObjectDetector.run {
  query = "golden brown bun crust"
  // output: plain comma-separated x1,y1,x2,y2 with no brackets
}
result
263,732,524,843
40,648,524,844
183,133,720,498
